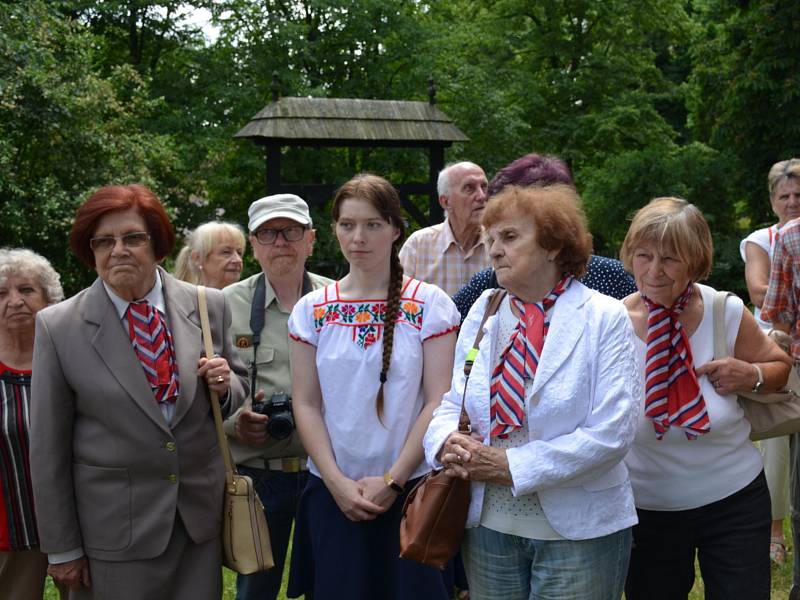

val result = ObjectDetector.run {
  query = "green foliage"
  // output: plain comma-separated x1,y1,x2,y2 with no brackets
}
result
688,0,800,223
0,1,190,294
1,0,796,298
582,142,746,293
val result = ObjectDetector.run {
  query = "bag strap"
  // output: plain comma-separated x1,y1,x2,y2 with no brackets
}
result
712,290,734,360
249,271,313,401
198,285,236,491
457,289,507,432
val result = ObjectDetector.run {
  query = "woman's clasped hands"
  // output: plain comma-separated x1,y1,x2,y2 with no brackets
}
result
439,431,513,486
327,474,397,522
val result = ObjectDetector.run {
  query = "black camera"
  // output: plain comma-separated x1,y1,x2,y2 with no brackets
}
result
251,391,294,441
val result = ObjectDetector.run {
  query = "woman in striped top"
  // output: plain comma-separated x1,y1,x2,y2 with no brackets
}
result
0,248,64,600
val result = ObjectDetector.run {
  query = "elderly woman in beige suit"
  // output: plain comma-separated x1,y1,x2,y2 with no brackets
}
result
29,184,248,599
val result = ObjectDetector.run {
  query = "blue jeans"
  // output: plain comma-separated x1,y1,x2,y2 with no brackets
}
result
235,466,308,600
461,525,631,600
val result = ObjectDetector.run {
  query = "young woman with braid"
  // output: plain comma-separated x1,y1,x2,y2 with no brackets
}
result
287,173,460,600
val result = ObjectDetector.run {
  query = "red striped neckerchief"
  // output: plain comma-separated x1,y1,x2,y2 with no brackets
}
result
642,284,709,440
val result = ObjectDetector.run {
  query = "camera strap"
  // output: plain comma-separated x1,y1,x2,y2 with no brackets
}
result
249,271,313,399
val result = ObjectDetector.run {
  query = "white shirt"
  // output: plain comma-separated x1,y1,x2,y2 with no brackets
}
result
625,284,763,511
740,224,780,329
288,279,459,481
480,298,564,540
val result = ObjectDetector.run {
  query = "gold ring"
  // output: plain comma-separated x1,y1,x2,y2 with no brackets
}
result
216,375,224,384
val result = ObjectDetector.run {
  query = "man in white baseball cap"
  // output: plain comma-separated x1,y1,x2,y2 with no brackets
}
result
247,193,313,232
223,193,331,600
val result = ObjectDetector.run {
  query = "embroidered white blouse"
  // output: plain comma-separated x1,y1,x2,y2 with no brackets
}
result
288,278,460,481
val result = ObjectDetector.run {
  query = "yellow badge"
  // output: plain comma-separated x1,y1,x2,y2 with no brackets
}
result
235,334,252,349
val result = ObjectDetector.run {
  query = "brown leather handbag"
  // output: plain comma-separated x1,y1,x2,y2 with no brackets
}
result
399,290,506,569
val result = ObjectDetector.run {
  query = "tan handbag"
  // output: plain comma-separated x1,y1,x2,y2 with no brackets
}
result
712,290,800,441
399,289,506,569
198,286,274,575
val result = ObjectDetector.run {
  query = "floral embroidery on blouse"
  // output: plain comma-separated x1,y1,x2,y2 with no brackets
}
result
312,299,424,349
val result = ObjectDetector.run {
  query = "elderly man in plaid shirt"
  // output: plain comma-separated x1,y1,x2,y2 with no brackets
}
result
399,161,490,296
762,168,800,600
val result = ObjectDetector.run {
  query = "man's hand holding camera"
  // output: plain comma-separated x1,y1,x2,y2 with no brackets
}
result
234,390,295,446
235,390,270,446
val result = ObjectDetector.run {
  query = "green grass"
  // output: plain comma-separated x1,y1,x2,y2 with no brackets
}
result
44,521,794,599
43,561,291,599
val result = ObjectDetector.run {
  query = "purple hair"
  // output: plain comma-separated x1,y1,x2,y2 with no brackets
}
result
487,153,574,197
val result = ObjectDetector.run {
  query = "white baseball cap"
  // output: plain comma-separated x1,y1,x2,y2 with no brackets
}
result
248,194,312,232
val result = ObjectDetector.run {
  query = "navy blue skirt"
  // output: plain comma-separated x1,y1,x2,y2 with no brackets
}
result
287,474,451,600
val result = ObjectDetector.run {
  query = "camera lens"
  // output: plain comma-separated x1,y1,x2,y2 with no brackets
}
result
266,414,294,440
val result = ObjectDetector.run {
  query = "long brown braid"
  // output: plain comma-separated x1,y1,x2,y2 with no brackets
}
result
331,173,406,424
376,243,404,423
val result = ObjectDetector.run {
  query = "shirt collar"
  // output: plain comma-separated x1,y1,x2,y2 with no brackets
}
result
104,268,166,319
262,272,278,309
442,220,486,256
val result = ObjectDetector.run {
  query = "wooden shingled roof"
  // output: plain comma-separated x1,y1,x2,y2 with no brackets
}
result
234,96,469,146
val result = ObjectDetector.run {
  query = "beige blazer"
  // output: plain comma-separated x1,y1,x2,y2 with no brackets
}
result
30,269,247,561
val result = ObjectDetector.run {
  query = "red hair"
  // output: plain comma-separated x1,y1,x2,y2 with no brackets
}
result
70,184,176,268
482,184,592,277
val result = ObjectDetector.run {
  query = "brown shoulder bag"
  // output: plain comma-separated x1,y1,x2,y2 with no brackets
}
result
399,289,506,569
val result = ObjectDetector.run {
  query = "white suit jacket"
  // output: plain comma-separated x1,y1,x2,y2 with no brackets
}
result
424,282,641,540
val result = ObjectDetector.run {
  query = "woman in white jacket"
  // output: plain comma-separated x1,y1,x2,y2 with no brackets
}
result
424,184,641,600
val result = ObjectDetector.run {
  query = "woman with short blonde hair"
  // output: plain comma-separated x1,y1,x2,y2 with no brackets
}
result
174,221,245,288
622,197,792,599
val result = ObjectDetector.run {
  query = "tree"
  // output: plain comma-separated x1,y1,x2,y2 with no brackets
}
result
582,143,744,293
0,1,185,294
688,0,800,224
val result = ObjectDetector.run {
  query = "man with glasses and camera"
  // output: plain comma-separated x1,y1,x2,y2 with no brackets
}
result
223,194,331,600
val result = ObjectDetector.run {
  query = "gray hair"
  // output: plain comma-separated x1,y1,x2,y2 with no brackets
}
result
0,248,64,304
437,161,482,198
173,221,246,284
768,158,800,198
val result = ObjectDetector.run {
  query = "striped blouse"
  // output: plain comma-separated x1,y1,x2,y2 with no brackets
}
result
0,361,39,551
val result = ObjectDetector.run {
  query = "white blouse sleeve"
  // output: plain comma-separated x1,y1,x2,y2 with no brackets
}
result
287,289,321,347
419,283,460,341
739,227,771,262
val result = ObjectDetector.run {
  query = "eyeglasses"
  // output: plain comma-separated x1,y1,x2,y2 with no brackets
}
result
253,226,307,245
89,232,151,253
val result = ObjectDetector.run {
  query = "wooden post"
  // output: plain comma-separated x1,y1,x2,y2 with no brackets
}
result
265,143,281,194
429,145,445,223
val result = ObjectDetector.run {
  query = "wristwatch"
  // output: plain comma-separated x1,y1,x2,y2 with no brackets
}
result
752,364,764,393
383,472,404,494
